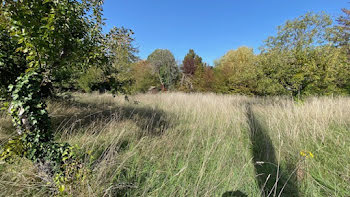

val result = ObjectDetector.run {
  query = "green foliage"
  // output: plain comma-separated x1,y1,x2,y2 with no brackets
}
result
92,10,349,98
75,26,138,94
263,12,333,51
258,12,350,97
8,70,51,140
0,9,26,98
77,66,105,93
334,8,350,76
0,69,85,194
105,27,139,68
131,60,159,93
0,0,137,96
192,64,216,92
335,8,350,49
172,12,350,97
147,49,179,90
102,27,139,95
214,47,258,95
0,0,106,193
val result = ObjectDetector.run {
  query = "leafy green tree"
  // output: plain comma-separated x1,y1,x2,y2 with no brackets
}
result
334,8,350,63
214,47,258,94
263,12,333,51
335,8,350,47
147,49,179,90
305,45,349,95
77,66,105,92
131,60,159,93
105,27,139,66
76,26,138,94
104,27,139,94
0,0,115,191
259,12,350,96
255,50,290,95
336,8,350,92
0,11,26,97
193,64,215,92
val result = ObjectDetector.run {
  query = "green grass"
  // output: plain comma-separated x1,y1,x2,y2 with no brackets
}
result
1,92,349,196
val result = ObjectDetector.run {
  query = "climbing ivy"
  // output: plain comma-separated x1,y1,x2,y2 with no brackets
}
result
1,70,51,160
0,67,84,194
0,0,106,193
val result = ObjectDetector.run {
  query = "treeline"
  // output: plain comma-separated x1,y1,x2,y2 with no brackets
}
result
128,11,349,97
1,10,348,98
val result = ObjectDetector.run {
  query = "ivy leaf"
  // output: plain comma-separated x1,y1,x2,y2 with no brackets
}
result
12,94,19,100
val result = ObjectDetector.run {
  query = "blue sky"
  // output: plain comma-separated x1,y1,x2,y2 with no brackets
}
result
102,0,348,65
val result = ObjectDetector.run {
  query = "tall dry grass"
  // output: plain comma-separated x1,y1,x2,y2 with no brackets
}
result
0,92,349,196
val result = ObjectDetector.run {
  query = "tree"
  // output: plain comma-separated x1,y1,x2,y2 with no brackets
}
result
336,8,350,92
0,0,118,192
76,26,139,94
0,10,26,97
263,12,333,52
259,12,350,96
147,49,179,90
334,8,350,62
131,60,159,93
193,64,215,92
105,27,139,94
181,49,203,75
77,66,105,92
214,47,258,94
179,49,204,91
335,8,350,47
255,50,290,96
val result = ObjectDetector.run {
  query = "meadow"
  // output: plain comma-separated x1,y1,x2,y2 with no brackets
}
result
1,92,349,196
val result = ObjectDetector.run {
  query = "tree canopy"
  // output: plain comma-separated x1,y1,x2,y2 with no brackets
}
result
0,1,138,193
258,12,350,96
147,49,179,90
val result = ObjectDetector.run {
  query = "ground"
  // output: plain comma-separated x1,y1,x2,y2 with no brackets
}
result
1,92,349,196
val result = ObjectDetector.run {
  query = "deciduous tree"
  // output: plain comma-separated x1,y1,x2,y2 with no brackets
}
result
131,60,159,93
259,12,350,96
180,49,204,91
0,1,133,192
215,47,258,94
147,49,179,90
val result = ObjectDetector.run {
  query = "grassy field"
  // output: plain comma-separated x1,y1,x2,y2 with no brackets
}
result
1,92,350,196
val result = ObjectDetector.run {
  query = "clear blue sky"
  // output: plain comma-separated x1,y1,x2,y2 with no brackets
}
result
102,0,348,65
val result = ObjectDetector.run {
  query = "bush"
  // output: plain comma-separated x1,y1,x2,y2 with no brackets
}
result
77,67,105,93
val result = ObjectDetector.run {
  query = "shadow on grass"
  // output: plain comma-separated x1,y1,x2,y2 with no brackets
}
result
246,103,299,197
222,190,248,197
49,98,176,196
51,99,173,138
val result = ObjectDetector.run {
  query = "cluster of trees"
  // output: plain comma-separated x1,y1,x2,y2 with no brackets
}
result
3,8,345,98
129,10,349,97
1,4,349,99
